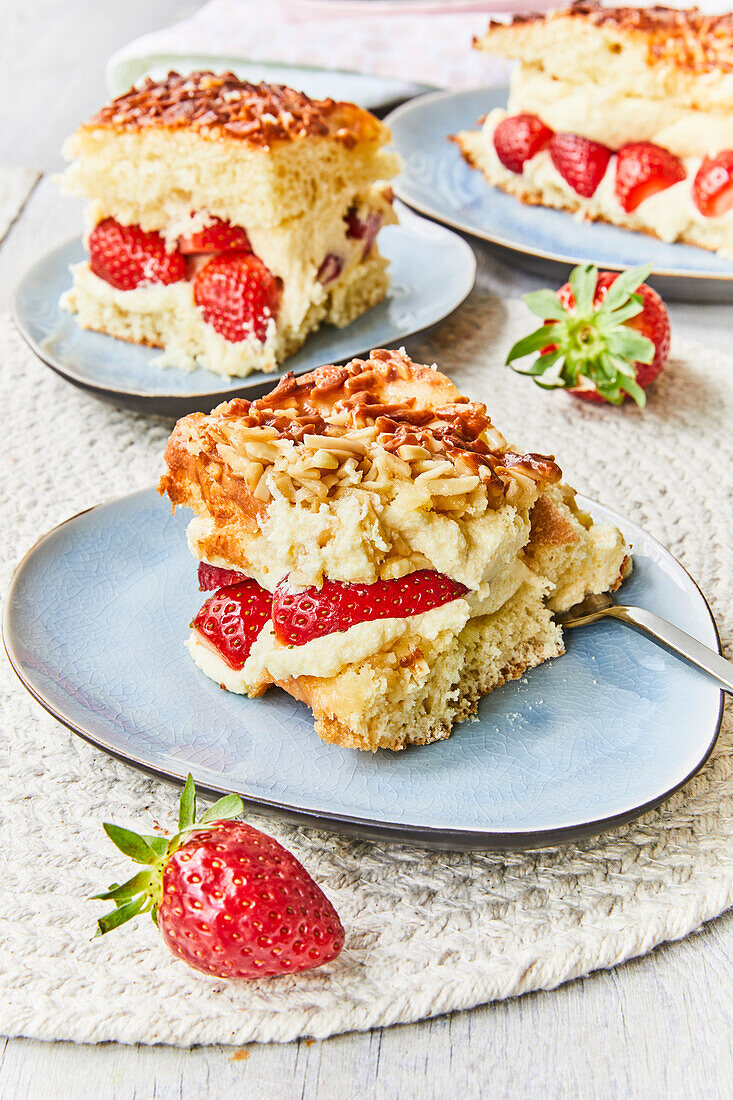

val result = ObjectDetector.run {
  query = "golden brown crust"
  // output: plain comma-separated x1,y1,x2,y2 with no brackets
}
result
479,2,733,74
284,649,564,751
158,348,563,523
83,71,387,149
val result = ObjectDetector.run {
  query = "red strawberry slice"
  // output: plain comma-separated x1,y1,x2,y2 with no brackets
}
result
193,579,272,669
614,143,686,213
88,218,186,290
93,775,345,980
273,569,468,647
197,562,248,591
345,207,382,255
692,151,733,218
316,253,344,284
178,217,252,255
493,113,553,174
193,251,281,344
549,134,612,198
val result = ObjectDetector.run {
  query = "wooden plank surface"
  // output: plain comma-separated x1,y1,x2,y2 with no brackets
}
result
2,3,733,1098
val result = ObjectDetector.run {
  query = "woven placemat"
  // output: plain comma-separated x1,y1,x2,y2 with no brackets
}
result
2,274,731,1045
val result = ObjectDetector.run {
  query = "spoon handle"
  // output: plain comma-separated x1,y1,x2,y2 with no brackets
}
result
609,606,733,694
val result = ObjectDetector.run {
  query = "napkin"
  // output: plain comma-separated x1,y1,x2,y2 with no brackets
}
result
105,0,532,105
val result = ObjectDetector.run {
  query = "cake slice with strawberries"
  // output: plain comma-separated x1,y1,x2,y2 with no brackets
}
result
60,72,399,377
454,3,733,255
159,347,630,752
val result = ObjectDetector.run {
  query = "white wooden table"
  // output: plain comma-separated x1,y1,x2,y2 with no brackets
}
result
2,4,732,1097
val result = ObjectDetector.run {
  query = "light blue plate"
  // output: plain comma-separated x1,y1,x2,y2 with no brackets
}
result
12,209,475,417
387,88,733,301
4,490,723,850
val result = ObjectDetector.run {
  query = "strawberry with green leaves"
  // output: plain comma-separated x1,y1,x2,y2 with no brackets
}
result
93,776,344,979
506,263,670,407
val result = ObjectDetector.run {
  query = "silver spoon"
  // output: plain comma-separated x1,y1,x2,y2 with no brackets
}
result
555,593,733,694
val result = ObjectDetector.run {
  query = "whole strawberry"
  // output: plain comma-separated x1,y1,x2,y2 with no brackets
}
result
89,218,186,290
93,776,345,979
506,262,669,407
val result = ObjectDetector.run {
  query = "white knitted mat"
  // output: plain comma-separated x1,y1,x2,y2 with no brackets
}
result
1,273,732,1046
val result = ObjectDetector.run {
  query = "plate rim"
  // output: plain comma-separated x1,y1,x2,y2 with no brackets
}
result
10,212,477,405
3,487,725,852
386,85,733,285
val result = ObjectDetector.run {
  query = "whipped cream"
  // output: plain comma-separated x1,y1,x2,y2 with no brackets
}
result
509,66,733,160
186,554,531,691
480,109,733,256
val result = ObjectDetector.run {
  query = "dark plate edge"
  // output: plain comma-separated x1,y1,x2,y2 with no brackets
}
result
386,86,733,285
2,487,725,853
10,219,477,410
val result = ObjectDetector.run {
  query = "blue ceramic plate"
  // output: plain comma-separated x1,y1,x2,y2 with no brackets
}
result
386,88,733,301
11,209,475,417
4,489,723,850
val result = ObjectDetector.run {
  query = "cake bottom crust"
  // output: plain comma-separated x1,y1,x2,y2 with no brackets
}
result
61,253,390,378
454,129,733,258
277,580,564,752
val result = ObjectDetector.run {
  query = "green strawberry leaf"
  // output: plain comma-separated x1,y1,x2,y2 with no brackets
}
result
521,290,569,321
95,894,146,936
568,264,597,315
598,263,652,312
140,834,168,857
620,375,647,407
606,328,654,364
102,823,161,865
506,324,560,364
179,773,196,831
91,870,152,902
602,297,644,326
198,794,244,825
521,350,564,377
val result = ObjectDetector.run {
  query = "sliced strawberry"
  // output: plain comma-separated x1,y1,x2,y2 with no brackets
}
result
272,569,468,647
614,143,686,213
692,151,733,218
316,253,344,285
178,217,252,255
88,218,186,290
193,251,281,343
344,207,382,255
193,579,272,669
493,114,553,174
197,562,248,591
549,134,612,198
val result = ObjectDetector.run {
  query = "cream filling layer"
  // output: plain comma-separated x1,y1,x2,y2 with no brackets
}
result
256,487,532,590
63,184,394,375
186,558,532,692
509,66,733,160
61,263,279,374
479,109,733,255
